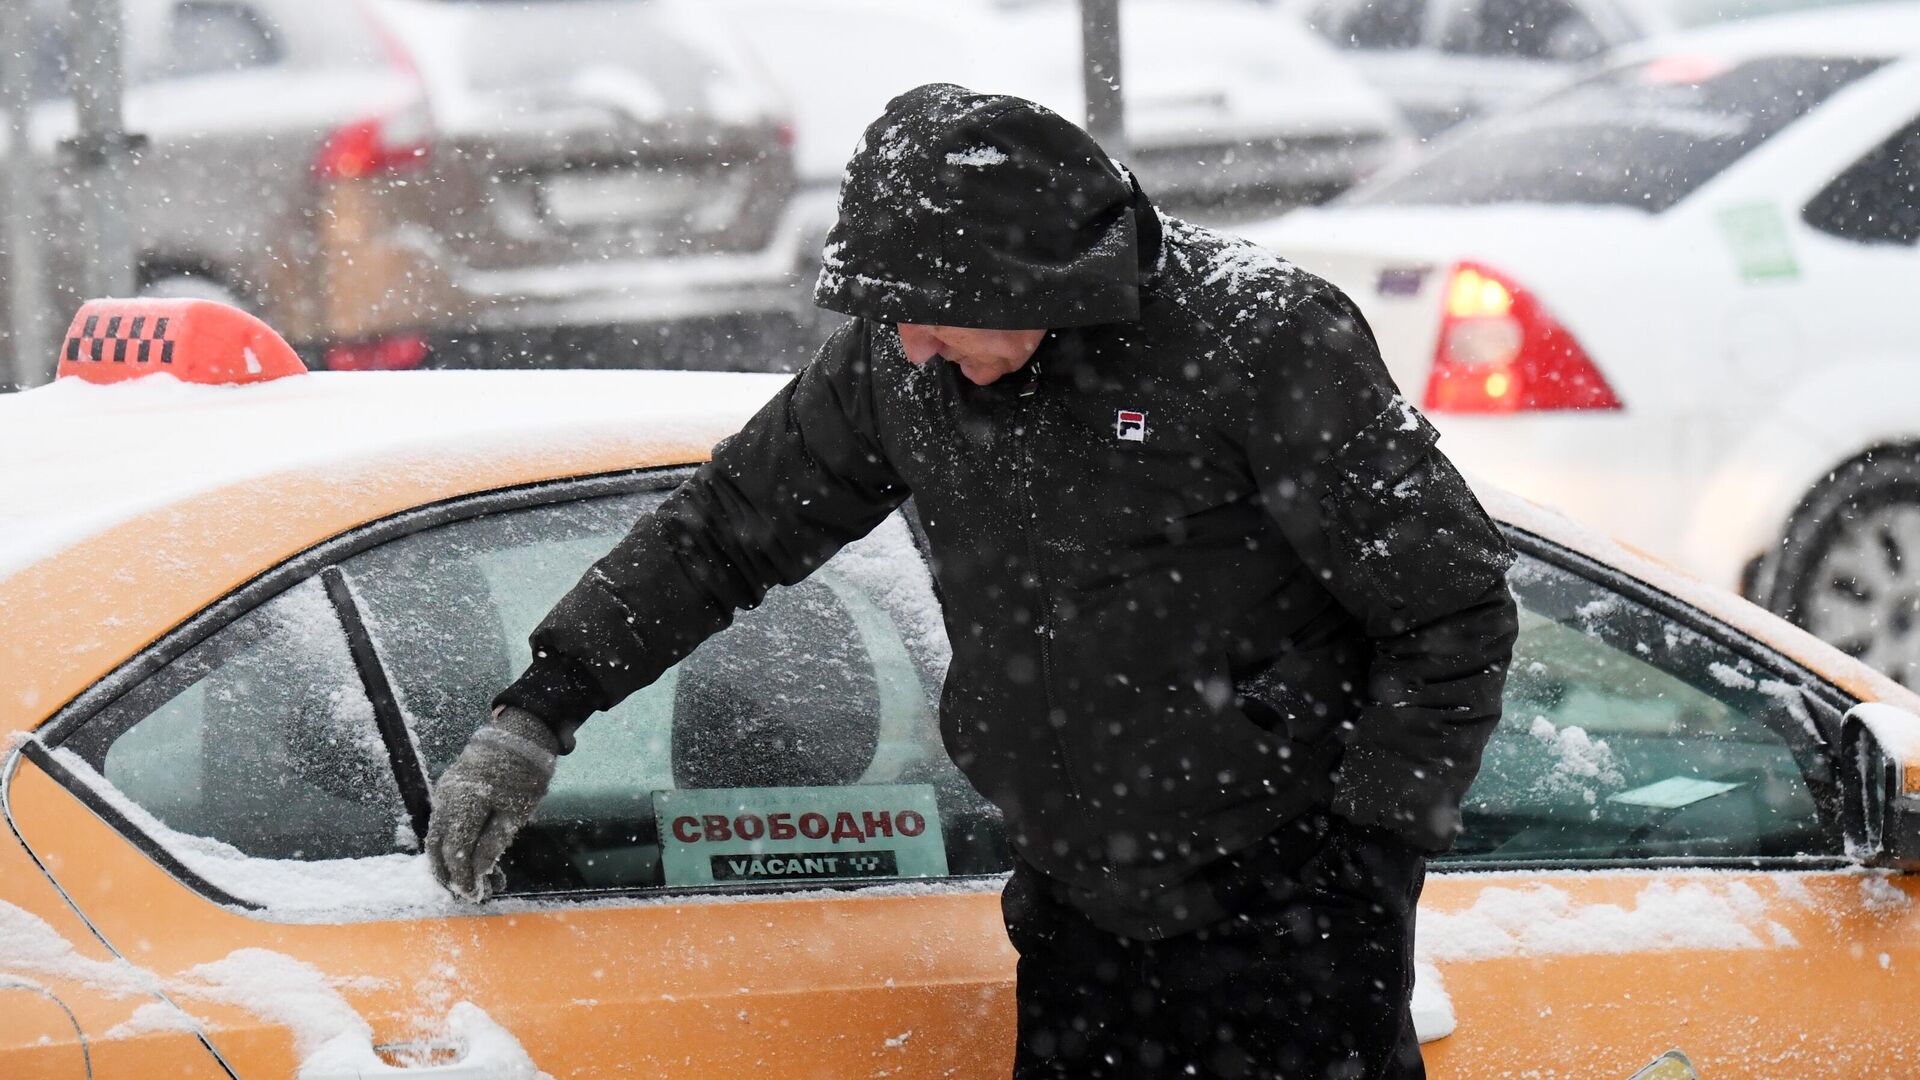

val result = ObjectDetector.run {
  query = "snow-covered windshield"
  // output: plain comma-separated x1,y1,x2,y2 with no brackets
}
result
1349,54,1885,212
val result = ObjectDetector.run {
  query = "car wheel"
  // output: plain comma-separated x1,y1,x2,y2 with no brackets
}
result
1765,451,1920,686
139,273,249,310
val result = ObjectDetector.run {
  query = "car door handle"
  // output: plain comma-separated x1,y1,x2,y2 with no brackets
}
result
300,1042,531,1080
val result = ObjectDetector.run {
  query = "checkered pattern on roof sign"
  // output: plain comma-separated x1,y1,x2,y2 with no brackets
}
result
64,312,176,366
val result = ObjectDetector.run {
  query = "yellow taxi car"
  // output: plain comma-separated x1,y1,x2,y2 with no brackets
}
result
6,299,1920,1079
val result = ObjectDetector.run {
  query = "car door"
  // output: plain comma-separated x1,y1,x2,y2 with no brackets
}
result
7,472,1016,1078
1422,531,1920,1076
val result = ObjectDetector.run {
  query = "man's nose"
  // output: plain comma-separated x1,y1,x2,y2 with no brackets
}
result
897,324,942,366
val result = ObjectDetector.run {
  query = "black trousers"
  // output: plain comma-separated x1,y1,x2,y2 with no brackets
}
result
1002,819,1427,1080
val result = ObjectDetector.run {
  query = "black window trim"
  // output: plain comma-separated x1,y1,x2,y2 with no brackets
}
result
1801,112,1920,248
322,566,433,842
1435,526,1855,874
13,475,1861,914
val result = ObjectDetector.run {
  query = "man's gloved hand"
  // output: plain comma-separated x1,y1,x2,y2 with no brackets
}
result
426,705,560,902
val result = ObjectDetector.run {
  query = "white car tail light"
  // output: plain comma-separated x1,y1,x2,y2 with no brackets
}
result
312,99,433,182
315,2,433,181
1426,262,1621,414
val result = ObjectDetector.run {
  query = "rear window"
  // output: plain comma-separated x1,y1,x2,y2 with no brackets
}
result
1350,54,1885,213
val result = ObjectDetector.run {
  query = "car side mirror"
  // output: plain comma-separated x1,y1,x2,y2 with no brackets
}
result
1841,703,1920,868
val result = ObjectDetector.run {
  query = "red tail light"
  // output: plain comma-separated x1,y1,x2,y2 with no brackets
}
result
313,109,432,181
325,332,430,372
317,4,431,180
1425,261,1621,414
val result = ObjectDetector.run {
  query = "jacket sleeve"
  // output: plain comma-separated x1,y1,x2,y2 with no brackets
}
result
1246,287,1519,852
495,320,909,749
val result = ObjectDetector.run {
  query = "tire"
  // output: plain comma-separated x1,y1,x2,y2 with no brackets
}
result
1763,449,1920,686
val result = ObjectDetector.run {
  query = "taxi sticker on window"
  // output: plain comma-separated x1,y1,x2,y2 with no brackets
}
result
653,784,948,887
1715,202,1799,283
1608,777,1741,810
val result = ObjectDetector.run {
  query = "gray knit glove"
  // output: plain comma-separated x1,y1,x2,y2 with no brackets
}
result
426,705,560,902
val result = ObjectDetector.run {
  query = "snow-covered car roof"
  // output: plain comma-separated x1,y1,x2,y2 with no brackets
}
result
2,366,1911,737
1619,1,1920,60
0,369,786,581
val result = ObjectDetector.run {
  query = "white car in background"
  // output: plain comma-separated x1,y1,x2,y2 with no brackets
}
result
708,0,1410,332
1245,6,1920,680
1280,0,1902,137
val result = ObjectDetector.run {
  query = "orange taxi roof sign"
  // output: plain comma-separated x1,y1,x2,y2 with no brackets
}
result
55,298,307,386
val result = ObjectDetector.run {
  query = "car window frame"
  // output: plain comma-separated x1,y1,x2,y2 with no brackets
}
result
1801,110,1920,247
19,479,1860,912
22,466,1005,912
1434,526,1853,874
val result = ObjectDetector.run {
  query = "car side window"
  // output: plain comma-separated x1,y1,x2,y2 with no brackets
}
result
339,489,1006,895
62,579,412,861
1803,115,1920,247
1321,0,1428,50
1451,553,1839,863
1440,0,1603,60
149,1,283,82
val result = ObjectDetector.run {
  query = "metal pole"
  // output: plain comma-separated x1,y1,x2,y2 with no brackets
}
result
1080,0,1124,155
2,0,55,387
66,0,137,301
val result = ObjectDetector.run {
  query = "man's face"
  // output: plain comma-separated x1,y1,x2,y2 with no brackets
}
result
896,324,1048,386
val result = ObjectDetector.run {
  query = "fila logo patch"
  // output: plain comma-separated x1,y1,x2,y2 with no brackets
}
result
1115,410,1147,442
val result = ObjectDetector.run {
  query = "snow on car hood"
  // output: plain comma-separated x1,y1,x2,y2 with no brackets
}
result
0,370,787,582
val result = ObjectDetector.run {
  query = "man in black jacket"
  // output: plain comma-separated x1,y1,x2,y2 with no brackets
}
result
428,83,1517,1079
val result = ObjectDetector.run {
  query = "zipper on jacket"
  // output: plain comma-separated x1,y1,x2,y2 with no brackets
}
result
1012,360,1088,808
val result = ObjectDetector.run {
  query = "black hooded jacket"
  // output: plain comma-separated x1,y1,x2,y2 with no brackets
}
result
499,84,1518,938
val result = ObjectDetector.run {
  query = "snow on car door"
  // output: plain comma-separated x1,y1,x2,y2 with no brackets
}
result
9,483,1016,1077
1417,543,1920,1077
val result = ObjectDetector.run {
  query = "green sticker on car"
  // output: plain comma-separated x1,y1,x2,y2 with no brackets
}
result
653,784,949,887
1716,203,1800,283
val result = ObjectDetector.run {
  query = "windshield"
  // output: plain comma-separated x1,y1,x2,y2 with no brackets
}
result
1348,54,1885,213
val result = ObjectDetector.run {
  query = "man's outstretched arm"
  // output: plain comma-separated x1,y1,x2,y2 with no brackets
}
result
1249,288,1519,853
496,319,909,748
430,321,907,899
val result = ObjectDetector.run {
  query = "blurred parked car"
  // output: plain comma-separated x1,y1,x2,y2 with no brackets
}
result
707,0,1410,337
1248,6,1920,681
7,298,1920,1076
1280,0,1899,136
1,0,802,382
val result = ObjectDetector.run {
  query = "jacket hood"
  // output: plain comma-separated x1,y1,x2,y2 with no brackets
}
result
813,82,1146,330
